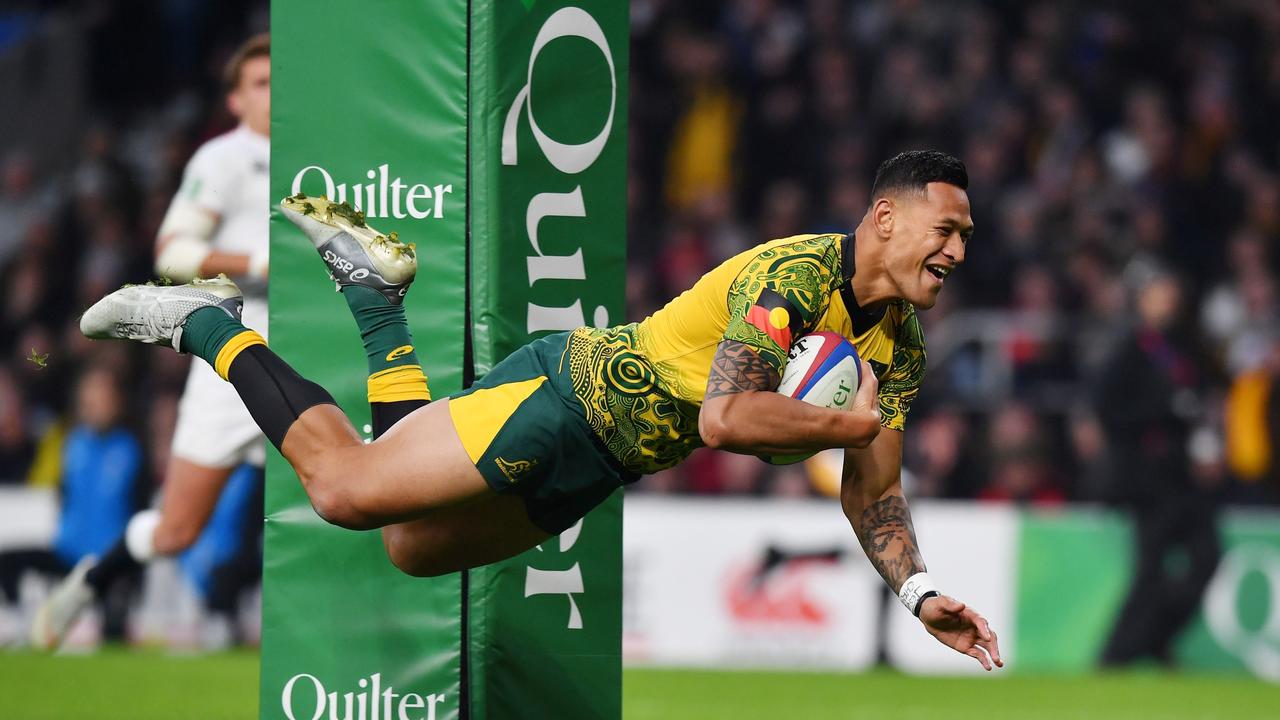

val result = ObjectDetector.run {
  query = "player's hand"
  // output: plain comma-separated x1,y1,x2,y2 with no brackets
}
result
841,359,881,447
918,594,1003,671
851,359,880,421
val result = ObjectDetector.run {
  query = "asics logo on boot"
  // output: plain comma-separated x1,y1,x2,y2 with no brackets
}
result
323,249,355,275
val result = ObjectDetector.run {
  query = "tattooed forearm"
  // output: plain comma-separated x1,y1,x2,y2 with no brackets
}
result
851,494,925,592
705,340,781,400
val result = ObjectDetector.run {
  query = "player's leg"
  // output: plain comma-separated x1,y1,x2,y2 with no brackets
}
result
205,471,264,645
375,332,630,576
273,195,505,531
0,549,68,605
78,278,493,526
154,460,235,552
381,495,549,577
276,398,492,528
33,383,255,650
75,197,542,571
70,460,232,612
41,459,221,650
279,193,431,440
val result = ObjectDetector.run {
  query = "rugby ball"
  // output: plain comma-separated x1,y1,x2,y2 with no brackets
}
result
764,331,862,465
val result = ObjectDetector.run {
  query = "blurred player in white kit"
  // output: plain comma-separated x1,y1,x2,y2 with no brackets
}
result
32,34,271,649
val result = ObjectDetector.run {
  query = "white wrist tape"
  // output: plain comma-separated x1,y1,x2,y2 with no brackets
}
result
249,246,269,279
898,572,939,616
156,202,216,281
155,236,212,282
124,509,162,562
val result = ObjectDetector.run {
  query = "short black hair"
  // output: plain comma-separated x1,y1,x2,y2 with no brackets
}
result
870,150,968,198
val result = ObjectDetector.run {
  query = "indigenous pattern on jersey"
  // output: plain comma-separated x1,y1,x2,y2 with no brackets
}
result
566,233,927,474
566,326,703,473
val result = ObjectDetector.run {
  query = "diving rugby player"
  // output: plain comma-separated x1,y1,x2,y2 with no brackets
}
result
34,35,272,649
77,150,1002,669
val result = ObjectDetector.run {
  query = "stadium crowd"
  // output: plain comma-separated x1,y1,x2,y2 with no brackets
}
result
627,0,1280,506
0,0,1278,517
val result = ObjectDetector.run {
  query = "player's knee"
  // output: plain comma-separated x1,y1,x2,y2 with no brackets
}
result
295,460,368,530
307,484,376,531
382,529,456,578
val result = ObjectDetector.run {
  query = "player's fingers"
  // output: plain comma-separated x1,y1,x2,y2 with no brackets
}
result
986,628,1003,667
858,361,879,393
976,615,993,642
966,646,992,671
967,613,1003,667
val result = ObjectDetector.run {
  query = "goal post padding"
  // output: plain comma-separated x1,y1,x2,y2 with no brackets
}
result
264,2,468,717
263,2,626,718
466,2,628,717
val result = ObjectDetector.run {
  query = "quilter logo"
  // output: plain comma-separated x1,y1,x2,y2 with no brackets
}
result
280,672,448,720
502,5,618,333
290,164,454,220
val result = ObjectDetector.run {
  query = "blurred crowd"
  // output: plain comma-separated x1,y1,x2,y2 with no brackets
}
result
1,0,1279,512
0,1,266,503
627,0,1280,506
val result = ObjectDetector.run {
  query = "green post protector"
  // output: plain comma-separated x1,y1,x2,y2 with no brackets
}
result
264,1,627,718
264,2,468,718
467,1,629,718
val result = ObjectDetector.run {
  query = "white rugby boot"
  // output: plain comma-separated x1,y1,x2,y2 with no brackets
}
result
79,275,243,351
278,193,417,305
30,555,96,651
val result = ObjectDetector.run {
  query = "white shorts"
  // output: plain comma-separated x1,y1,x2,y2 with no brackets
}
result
171,359,266,468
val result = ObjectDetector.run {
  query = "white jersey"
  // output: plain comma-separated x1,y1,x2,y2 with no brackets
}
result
168,124,270,468
172,124,270,333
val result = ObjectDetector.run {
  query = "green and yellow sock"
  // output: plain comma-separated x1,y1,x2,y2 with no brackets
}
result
180,307,266,379
180,307,335,451
341,285,431,404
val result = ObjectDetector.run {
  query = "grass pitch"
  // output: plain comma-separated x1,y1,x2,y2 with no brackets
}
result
1,650,1276,719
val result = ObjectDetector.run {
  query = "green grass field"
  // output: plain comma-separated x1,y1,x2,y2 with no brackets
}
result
2,650,1276,719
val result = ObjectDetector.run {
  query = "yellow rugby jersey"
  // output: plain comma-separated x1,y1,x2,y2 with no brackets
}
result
565,233,926,474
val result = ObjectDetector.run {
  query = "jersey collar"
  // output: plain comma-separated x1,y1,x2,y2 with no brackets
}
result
840,233,887,336
236,124,270,153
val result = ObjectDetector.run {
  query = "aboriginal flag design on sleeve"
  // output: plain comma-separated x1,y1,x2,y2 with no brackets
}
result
722,235,844,371
745,287,806,352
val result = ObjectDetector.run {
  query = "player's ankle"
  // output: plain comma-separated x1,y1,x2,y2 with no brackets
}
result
340,284,394,312
180,306,244,356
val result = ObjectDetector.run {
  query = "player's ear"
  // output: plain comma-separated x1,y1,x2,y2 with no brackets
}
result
872,197,894,239
227,90,243,120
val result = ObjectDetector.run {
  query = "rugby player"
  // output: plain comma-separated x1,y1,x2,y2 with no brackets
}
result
76,150,1002,669
33,35,272,649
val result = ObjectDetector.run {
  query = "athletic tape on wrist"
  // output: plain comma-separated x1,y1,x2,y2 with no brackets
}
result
249,247,269,279
898,572,939,616
124,509,162,562
156,202,216,282
155,237,212,283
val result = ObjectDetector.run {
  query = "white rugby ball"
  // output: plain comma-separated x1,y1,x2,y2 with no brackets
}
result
764,331,862,465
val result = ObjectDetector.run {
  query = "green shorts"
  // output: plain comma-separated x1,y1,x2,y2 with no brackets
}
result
446,332,637,534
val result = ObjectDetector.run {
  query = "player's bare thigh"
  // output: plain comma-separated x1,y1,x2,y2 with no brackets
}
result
152,458,236,554
381,494,551,577
285,398,494,528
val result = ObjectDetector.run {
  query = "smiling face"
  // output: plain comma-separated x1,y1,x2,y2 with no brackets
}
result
879,181,973,308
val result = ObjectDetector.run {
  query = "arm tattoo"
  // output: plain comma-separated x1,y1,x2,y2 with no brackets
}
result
705,340,781,400
852,493,925,592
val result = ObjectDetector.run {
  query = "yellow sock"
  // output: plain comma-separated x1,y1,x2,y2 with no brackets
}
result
367,364,431,403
